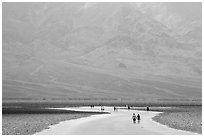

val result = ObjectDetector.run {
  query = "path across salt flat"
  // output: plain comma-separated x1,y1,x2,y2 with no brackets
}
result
35,106,197,135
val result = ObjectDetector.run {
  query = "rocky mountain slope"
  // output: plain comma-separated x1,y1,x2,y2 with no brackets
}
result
2,3,202,100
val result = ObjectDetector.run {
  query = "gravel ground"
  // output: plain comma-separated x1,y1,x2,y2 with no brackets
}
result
152,107,202,134
2,113,92,135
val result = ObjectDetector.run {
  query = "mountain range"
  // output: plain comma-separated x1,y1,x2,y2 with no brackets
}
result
2,3,202,101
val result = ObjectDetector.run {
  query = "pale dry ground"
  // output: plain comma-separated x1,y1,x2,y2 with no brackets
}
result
36,107,197,135
132,106,202,134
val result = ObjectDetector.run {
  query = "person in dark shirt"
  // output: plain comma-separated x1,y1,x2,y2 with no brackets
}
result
146,106,150,111
137,114,141,120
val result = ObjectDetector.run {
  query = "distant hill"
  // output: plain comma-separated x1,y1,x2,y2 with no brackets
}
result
2,3,202,100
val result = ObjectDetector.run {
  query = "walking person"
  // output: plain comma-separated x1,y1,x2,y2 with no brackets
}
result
132,113,136,123
137,114,141,120
101,106,104,111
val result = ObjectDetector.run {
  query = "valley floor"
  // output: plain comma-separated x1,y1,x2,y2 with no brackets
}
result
2,103,202,135
2,107,107,135
2,113,92,135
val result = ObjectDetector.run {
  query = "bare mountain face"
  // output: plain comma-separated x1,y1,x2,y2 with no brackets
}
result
2,3,202,100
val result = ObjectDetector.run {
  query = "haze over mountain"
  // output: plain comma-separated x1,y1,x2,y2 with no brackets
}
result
2,3,202,100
